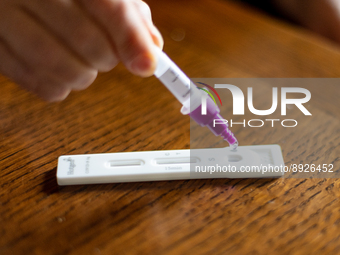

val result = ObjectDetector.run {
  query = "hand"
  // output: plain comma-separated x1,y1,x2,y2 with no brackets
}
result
0,0,163,101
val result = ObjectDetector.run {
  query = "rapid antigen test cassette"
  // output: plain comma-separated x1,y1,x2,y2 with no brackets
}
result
57,145,285,185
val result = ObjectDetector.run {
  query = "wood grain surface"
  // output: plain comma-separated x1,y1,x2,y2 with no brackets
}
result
1,0,340,254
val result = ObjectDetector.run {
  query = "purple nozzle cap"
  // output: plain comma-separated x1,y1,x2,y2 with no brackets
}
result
189,96,237,147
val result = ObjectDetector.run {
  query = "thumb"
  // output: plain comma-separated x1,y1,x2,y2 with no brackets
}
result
132,0,164,49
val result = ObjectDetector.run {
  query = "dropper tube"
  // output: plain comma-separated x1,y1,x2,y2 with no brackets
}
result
153,48,238,150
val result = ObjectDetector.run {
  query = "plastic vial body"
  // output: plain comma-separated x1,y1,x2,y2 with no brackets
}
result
153,48,238,149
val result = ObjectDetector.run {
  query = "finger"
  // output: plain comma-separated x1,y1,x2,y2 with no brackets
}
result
132,0,164,49
29,78,72,102
0,38,34,89
78,0,158,77
0,8,98,99
0,38,71,101
132,0,152,20
19,0,118,72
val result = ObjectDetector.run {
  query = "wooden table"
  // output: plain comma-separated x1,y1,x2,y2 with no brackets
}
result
1,0,340,254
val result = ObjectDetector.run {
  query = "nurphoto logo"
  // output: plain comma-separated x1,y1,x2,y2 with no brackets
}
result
198,83,312,128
